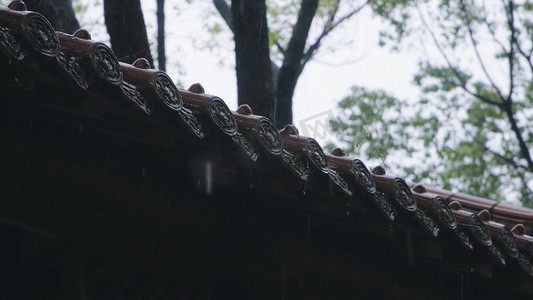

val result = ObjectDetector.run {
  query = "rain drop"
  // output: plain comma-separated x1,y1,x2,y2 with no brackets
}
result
205,161,213,195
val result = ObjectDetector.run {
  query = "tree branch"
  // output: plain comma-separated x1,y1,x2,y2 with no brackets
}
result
473,137,528,170
503,102,533,172
481,1,509,60
301,0,370,68
276,41,286,56
416,4,503,108
157,0,166,71
505,0,533,80
300,0,340,68
470,132,532,198
282,0,319,76
459,0,507,104
213,0,233,32
501,0,533,172
506,0,515,102
514,36,533,76
516,171,533,198
466,0,533,172
275,0,319,126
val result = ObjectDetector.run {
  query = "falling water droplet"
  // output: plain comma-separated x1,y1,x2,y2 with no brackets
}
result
205,161,213,195
249,183,254,189
307,212,312,242
302,183,309,195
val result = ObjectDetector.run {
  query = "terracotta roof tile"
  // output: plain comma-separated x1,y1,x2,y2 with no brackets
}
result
2,1,533,292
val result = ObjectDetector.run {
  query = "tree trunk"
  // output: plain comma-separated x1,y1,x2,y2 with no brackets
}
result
103,0,154,67
25,0,80,33
231,0,274,120
275,0,318,128
157,0,166,71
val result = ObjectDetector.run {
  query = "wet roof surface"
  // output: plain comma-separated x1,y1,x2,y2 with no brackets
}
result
1,0,533,288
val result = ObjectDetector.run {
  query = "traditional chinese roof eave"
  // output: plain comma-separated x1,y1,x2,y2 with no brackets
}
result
1,1,533,295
